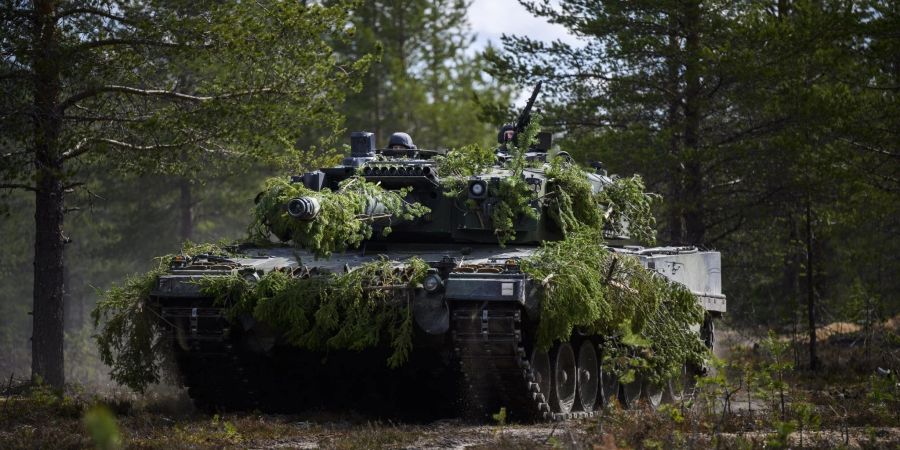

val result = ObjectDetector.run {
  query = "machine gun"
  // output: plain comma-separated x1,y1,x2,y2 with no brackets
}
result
514,81,542,135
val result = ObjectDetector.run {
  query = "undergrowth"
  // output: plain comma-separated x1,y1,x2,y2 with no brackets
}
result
584,328,900,449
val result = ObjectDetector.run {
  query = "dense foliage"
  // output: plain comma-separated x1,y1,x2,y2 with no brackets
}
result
544,160,604,237
91,242,233,392
91,263,168,393
521,228,706,383
595,175,658,245
249,176,430,258
488,0,900,369
92,153,701,391
434,117,659,247
93,240,429,391
333,0,509,149
202,257,429,369
432,144,496,178
1,0,373,387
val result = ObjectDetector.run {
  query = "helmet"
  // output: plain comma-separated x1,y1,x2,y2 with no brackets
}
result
388,132,416,149
497,124,516,144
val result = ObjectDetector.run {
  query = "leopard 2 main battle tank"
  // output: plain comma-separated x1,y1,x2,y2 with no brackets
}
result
149,84,726,421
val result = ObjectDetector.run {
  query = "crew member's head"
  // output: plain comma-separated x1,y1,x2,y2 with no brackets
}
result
388,132,416,149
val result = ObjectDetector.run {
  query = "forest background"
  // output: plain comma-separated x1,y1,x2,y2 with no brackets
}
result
0,0,898,389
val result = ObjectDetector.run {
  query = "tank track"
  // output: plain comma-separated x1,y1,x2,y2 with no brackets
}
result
162,305,267,411
451,302,595,422
176,341,267,411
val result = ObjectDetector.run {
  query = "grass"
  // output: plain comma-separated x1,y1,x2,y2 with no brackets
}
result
1,322,897,449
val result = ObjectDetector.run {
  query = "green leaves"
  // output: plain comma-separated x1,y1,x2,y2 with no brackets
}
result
204,256,430,370
596,175,658,245
91,259,172,393
336,0,506,150
521,227,706,384
92,242,236,392
545,159,657,245
432,144,496,178
249,176,430,258
94,246,429,392
490,177,539,246
545,159,604,237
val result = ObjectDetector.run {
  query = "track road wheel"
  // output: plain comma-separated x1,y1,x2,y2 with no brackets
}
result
642,377,664,409
531,348,551,409
576,341,600,412
620,375,642,409
599,364,619,408
702,316,716,351
664,363,699,403
551,342,577,414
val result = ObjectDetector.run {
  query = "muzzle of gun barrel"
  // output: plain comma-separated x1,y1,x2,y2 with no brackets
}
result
287,197,321,220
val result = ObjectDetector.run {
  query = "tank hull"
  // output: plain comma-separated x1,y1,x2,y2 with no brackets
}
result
152,243,724,418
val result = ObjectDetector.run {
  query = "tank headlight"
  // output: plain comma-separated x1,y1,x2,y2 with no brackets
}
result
468,180,487,199
422,273,443,293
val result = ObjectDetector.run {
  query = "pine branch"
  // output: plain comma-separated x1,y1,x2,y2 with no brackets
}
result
68,38,189,53
54,7,137,25
61,137,194,161
59,86,279,111
0,183,37,192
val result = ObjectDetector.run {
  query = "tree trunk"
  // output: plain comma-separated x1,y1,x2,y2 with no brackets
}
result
785,213,803,366
682,0,705,245
665,20,685,244
179,177,194,241
31,0,65,389
805,195,818,371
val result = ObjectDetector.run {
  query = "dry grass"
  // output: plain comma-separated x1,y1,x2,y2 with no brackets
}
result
1,321,897,449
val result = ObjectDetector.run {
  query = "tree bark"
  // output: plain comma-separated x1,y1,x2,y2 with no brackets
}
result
179,177,194,241
31,0,66,389
805,195,818,371
785,213,803,366
665,18,685,244
682,0,706,245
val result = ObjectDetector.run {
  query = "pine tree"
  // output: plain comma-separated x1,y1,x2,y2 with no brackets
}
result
0,0,371,388
335,0,504,149
486,0,737,245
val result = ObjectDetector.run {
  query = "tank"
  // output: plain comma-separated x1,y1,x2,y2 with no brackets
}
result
147,84,726,421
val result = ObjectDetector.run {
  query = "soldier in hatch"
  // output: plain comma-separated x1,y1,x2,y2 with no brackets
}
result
388,132,416,150
495,123,516,162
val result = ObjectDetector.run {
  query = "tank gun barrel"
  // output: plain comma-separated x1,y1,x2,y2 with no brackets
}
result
287,195,390,222
287,196,321,220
